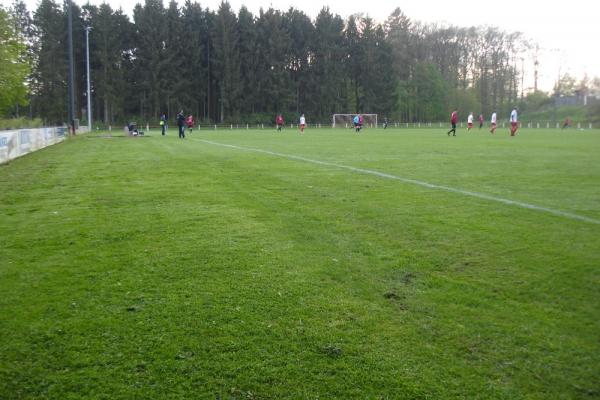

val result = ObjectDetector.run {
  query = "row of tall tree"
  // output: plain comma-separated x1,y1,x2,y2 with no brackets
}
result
6,0,532,124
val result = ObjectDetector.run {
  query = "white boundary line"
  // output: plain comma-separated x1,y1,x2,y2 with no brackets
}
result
198,139,600,226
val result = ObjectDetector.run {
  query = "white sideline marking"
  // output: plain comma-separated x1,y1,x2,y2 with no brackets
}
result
198,139,600,226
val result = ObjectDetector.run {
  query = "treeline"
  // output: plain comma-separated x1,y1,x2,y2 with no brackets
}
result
8,0,529,125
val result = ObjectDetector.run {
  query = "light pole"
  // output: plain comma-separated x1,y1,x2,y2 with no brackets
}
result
85,26,92,132
67,0,75,134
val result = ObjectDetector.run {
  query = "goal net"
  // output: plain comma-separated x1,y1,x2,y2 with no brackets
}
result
332,114,378,128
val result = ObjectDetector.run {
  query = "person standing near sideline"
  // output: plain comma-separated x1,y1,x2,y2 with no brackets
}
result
447,110,458,136
478,113,484,129
299,113,306,134
177,110,185,139
383,117,388,129
160,113,166,136
510,107,519,136
490,111,497,134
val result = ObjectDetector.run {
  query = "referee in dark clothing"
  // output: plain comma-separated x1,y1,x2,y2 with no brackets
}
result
177,110,185,139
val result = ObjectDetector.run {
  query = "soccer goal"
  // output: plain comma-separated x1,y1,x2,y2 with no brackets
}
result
332,114,378,128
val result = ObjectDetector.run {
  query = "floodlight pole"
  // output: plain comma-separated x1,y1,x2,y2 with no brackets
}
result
67,0,75,134
85,26,92,132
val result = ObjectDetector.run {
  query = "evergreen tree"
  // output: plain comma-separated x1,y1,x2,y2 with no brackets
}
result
236,5,257,116
344,15,361,112
284,8,313,114
312,7,346,120
181,0,206,120
88,3,133,124
255,7,292,116
31,0,66,123
133,0,168,119
212,1,240,122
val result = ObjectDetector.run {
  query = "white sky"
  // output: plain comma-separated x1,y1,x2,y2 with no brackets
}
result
4,0,599,91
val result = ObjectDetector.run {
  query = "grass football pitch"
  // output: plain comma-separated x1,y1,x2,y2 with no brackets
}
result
1,127,599,398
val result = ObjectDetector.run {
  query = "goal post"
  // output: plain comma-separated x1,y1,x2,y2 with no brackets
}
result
332,114,378,128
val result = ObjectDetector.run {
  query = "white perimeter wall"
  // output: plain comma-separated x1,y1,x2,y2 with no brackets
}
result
0,127,69,164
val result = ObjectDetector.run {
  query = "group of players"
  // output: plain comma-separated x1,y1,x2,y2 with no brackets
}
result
276,113,390,134
447,108,519,137
158,109,520,137
276,114,307,134
159,111,195,138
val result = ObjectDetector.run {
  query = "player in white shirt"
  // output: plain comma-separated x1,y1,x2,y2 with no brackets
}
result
467,112,474,131
510,108,518,136
490,112,497,134
299,114,306,134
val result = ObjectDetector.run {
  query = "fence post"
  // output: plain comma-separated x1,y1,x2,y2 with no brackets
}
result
109,125,112,131
577,122,581,129
546,122,549,128
589,123,593,129
246,124,249,130
536,122,540,129
214,124,217,130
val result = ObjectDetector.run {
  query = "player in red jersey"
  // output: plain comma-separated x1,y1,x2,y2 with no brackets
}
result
447,110,458,136
186,115,194,134
276,114,284,132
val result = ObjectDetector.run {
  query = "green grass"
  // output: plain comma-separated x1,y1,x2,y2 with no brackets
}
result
1,127,599,399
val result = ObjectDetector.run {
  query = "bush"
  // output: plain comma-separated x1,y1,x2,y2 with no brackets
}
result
0,118,44,130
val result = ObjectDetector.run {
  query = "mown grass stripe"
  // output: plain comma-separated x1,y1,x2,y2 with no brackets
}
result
198,138,600,226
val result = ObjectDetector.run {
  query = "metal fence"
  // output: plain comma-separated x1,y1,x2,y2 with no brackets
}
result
98,121,598,133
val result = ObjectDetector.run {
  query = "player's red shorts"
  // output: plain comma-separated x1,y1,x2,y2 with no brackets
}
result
300,124,305,129
468,123,473,128
511,122,518,129
491,123,497,127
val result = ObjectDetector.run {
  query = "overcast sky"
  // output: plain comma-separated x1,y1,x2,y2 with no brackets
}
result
4,0,599,91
